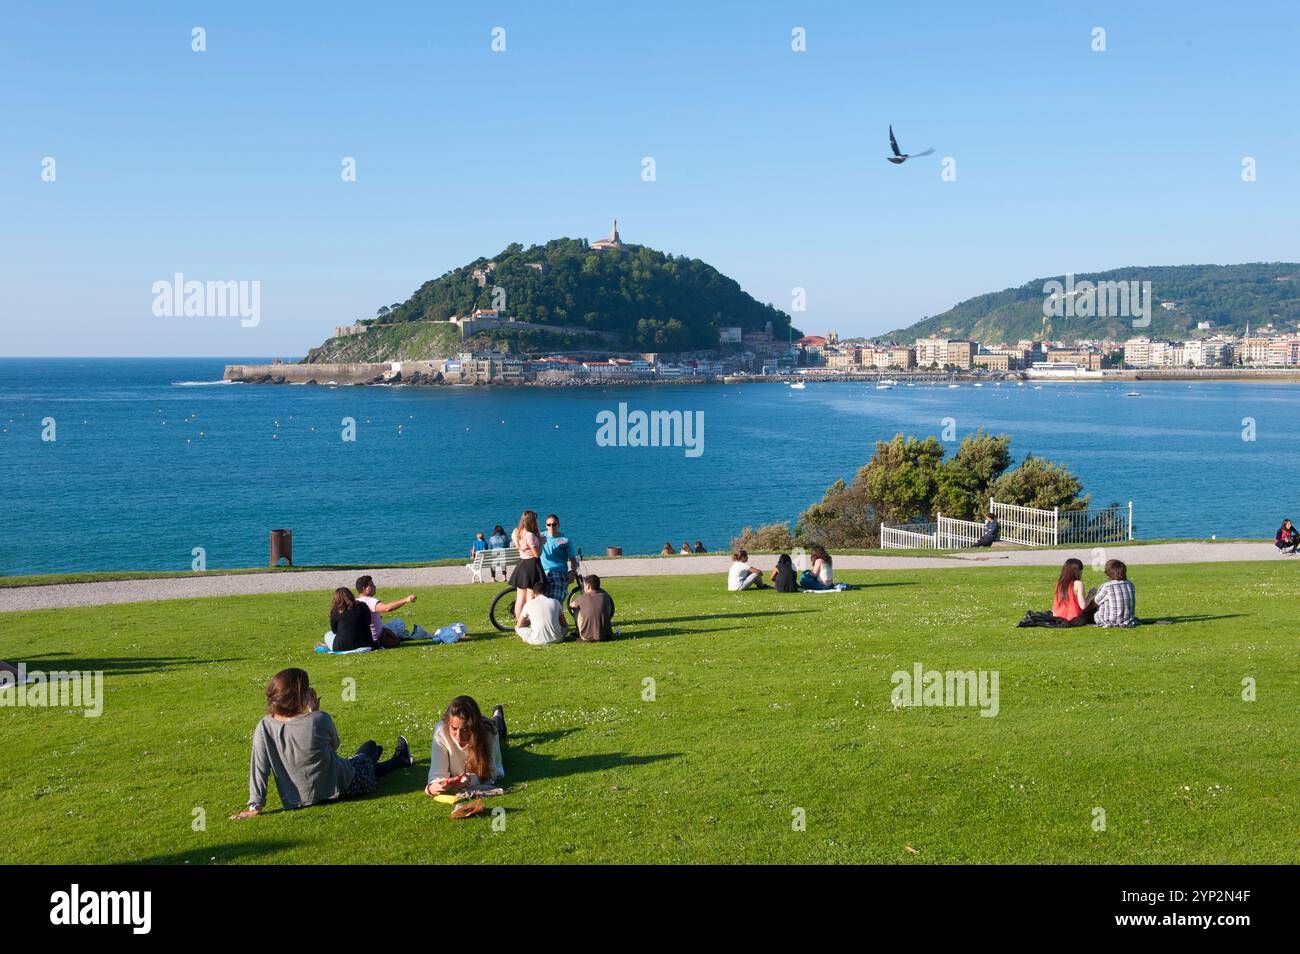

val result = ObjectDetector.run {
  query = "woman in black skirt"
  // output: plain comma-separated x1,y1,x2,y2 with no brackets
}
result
509,510,545,620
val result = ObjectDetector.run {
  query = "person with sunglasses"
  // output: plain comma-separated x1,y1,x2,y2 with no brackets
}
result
539,513,579,603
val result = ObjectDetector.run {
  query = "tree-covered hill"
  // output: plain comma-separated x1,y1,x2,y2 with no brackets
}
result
324,237,796,355
886,263,1300,343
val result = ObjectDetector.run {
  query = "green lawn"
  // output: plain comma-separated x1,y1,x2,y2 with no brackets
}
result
1,562,1294,864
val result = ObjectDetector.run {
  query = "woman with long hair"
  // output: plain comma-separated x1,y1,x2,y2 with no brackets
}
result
1051,558,1087,622
231,668,411,819
425,695,506,796
509,510,545,620
1275,518,1298,554
799,545,835,590
328,587,374,652
771,553,798,592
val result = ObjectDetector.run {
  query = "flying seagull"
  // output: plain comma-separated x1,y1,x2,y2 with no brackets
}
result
887,125,934,164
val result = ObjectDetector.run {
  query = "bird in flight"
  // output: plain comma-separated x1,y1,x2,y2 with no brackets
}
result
887,125,934,164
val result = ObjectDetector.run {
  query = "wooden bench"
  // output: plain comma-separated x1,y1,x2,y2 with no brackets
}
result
468,546,521,583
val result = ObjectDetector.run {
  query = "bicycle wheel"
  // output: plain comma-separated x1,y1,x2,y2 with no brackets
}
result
489,587,519,632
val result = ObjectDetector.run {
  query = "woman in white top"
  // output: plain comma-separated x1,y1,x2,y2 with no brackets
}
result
799,545,835,589
425,695,506,796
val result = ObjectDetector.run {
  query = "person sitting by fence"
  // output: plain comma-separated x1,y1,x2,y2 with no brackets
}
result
798,545,835,590
728,550,766,590
1275,518,1299,555
1092,559,1137,628
694,540,707,553
661,542,675,556
680,541,693,555
971,513,1000,548
231,668,413,819
770,553,799,593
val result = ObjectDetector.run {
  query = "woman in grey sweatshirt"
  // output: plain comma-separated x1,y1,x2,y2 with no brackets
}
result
231,668,412,818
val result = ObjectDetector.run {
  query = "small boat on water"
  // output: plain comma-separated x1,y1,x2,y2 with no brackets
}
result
1124,390,1141,397
788,380,806,390
973,382,984,388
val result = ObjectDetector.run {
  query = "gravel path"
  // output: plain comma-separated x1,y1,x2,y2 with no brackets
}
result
0,542,1282,613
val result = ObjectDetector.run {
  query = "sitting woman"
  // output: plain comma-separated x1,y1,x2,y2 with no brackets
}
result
770,553,799,593
661,542,675,556
693,540,707,553
328,587,375,652
679,541,693,555
1275,518,1298,554
425,696,506,795
231,668,411,819
799,545,835,590
1051,558,1089,623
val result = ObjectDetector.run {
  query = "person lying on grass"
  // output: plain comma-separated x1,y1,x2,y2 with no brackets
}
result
231,668,412,820
425,696,505,796
728,549,766,590
355,575,420,647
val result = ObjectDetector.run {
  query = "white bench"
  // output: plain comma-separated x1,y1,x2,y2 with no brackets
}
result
468,547,521,583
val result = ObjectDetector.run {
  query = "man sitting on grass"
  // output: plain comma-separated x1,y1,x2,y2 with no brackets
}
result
728,550,766,591
355,575,425,647
569,574,614,642
515,591,567,645
1092,559,1137,628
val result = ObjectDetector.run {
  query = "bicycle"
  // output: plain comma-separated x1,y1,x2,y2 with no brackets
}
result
488,548,615,633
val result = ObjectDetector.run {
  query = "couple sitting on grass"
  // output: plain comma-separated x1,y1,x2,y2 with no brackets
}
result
231,668,505,819
325,575,425,652
1018,558,1137,628
516,574,614,644
729,546,843,592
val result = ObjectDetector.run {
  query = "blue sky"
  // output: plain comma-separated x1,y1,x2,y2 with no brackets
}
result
3,1,1297,356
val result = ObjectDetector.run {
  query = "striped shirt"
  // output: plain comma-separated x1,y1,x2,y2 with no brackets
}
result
1093,580,1137,628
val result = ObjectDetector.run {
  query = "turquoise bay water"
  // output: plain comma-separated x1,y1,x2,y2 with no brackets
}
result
1,358,1296,574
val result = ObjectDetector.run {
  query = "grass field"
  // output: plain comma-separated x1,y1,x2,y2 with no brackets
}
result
1,561,1295,864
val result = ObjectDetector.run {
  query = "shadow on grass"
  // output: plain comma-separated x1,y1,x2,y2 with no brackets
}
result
503,729,680,784
1139,613,1247,625
626,609,817,626
21,653,239,677
129,840,301,865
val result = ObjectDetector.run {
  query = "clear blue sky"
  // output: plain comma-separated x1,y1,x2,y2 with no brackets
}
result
3,1,1297,356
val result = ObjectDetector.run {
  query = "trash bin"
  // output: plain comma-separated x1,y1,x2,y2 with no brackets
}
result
606,546,622,557
270,529,293,566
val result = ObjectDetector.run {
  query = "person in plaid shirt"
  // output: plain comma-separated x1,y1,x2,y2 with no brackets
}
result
1092,559,1137,627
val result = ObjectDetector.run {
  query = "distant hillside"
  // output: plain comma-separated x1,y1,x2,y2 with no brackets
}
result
305,234,797,361
886,263,1300,343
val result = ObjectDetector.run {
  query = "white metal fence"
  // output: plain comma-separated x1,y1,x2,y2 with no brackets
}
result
990,500,1059,547
880,522,940,549
881,500,1133,549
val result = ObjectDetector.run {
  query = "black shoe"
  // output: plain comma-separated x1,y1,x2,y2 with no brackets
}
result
395,735,413,767
492,705,507,740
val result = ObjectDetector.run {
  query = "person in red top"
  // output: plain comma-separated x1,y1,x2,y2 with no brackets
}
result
1051,558,1090,622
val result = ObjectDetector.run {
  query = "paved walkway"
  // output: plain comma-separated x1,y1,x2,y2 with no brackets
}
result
0,542,1282,613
